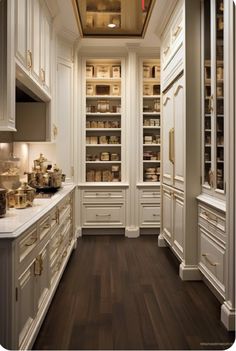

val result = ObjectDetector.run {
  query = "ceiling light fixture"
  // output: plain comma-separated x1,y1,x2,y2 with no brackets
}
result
107,23,116,28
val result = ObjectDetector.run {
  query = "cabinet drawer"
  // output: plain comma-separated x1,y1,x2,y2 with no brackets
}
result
198,205,226,243
140,189,160,202
18,225,38,264
161,32,171,69
140,205,160,227
199,229,225,297
38,214,51,241
83,204,125,226
82,190,125,202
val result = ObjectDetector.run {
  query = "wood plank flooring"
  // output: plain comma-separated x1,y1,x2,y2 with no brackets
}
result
33,236,235,350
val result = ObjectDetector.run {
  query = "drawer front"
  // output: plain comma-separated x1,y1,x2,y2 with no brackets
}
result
18,225,38,264
198,205,226,243
140,205,160,227
140,189,160,203
83,204,125,226
38,214,51,241
161,32,171,69
199,228,225,296
82,189,125,202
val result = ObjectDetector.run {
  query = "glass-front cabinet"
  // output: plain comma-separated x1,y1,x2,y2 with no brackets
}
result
202,0,225,197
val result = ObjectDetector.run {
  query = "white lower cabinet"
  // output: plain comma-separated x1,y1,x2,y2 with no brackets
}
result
81,188,125,228
197,200,226,298
162,184,184,260
0,188,76,350
139,187,160,228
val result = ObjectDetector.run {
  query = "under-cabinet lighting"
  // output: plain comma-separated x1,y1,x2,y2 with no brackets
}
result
107,23,116,28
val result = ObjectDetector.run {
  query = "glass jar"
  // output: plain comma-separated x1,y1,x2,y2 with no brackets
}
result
0,188,7,217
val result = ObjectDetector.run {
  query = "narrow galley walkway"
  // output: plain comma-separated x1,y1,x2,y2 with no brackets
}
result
33,236,235,350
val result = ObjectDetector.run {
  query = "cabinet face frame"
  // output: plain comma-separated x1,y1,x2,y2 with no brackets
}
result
201,0,226,199
81,56,126,184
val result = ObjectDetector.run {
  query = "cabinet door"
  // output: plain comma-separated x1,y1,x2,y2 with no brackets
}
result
162,86,174,186
17,260,36,348
173,75,185,191
162,186,173,244
40,13,51,92
15,0,28,68
28,0,41,82
172,191,184,259
35,244,50,311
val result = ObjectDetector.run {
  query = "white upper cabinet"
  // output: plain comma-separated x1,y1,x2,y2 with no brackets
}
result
15,0,52,96
15,0,29,68
0,0,15,131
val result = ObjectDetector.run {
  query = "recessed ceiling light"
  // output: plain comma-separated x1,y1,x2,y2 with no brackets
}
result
108,23,116,28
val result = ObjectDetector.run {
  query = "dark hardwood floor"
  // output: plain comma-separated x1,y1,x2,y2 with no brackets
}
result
33,236,235,350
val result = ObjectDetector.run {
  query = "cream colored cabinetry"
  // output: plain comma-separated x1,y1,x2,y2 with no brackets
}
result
160,0,201,280
198,201,226,298
81,188,125,228
0,189,75,350
139,188,160,228
162,184,184,259
162,74,184,191
15,0,51,96
0,0,15,131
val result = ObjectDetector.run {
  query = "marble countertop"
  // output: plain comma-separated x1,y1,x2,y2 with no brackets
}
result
0,184,77,239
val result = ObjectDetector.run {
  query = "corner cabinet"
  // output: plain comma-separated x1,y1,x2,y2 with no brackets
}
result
201,0,225,199
0,0,15,131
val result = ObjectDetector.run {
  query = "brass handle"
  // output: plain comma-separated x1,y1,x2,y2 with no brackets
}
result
96,214,111,217
27,50,32,69
173,25,181,37
202,211,218,223
152,192,158,195
153,214,159,217
25,235,37,246
53,124,58,138
34,254,43,276
202,253,218,267
43,224,50,229
96,193,111,196
40,68,45,83
169,128,175,164
163,46,170,55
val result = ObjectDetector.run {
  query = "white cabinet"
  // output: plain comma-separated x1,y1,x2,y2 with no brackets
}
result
0,188,76,350
139,188,160,228
0,0,15,131
81,187,125,229
162,185,184,259
162,74,184,191
15,0,29,69
15,0,52,96
160,0,201,280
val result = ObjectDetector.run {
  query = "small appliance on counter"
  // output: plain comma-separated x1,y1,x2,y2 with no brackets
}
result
25,153,66,194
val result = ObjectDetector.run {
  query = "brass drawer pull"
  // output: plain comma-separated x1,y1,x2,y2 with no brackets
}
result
202,211,218,223
43,224,50,229
34,254,43,275
153,214,159,217
96,214,111,217
25,236,37,246
202,253,218,267
163,46,170,55
27,50,32,69
173,25,182,38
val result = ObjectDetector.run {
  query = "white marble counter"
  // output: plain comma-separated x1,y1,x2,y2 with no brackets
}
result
0,184,77,239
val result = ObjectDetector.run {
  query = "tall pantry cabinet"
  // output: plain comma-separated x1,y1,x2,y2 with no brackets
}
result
159,0,202,280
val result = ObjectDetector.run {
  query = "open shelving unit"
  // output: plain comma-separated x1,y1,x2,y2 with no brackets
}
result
140,59,161,184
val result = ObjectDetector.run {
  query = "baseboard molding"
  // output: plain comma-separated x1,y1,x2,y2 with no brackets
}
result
158,234,167,247
179,262,202,281
221,301,236,331
75,226,82,237
125,227,140,238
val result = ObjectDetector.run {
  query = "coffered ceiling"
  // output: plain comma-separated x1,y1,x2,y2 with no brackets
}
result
72,0,155,38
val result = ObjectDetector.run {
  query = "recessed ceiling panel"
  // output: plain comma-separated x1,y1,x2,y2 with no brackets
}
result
73,0,156,37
